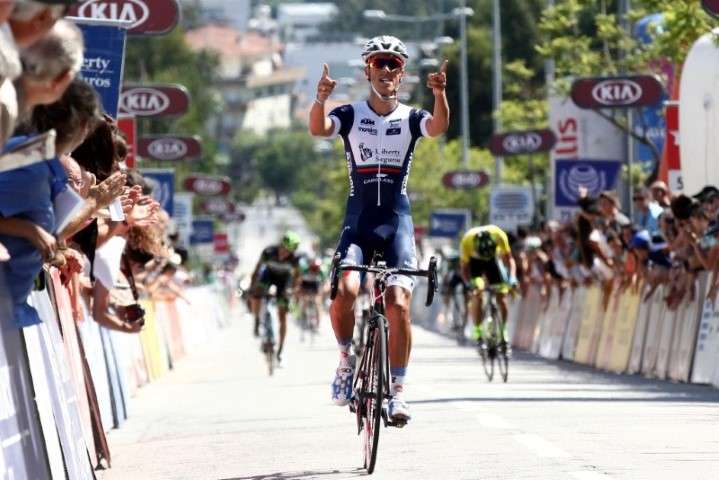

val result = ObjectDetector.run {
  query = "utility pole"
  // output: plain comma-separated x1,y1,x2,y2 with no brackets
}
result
492,0,503,183
459,0,470,167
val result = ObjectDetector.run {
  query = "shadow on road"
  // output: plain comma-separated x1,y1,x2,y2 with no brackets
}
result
221,467,366,480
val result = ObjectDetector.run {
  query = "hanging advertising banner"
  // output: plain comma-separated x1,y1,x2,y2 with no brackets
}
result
441,170,489,190
679,31,719,196
554,159,623,208
190,218,214,245
119,84,190,117
183,174,232,196
140,168,174,215
429,209,470,238
548,94,625,220
632,14,672,175
490,185,534,232
571,75,664,109
489,129,556,156
664,101,682,192
172,192,193,247
117,115,136,168
702,0,719,18
69,0,180,35
213,233,229,255
74,18,130,118
201,198,235,216
138,135,202,161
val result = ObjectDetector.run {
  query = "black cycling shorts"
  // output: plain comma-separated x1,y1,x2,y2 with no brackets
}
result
469,257,507,286
300,279,321,295
253,268,292,307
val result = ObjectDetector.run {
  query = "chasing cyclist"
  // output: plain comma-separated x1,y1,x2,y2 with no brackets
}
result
296,255,326,333
249,231,301,363
439,246,469,338
459,225,518,349
309,35,449,422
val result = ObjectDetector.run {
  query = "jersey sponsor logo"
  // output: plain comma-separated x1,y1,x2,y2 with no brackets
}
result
360,118,375,125
358,126,377,135
386,127,402,135
359,143,373,162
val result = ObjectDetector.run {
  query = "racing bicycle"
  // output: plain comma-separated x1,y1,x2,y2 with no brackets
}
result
330,252,437,474
476,286,510,382
258,287,279,376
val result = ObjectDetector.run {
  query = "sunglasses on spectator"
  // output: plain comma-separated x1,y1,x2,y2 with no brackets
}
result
367,56,404,72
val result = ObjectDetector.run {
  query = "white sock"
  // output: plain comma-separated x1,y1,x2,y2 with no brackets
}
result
390,367,406,396
338,340,351,367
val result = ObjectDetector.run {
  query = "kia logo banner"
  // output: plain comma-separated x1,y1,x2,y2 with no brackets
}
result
119,84,189,117
489,129,557,156
441,170,490,190
571,75,664,109
183,175,232,196
70,0,180,35
703,0,719,18
201,199,235,215
138,136,202,161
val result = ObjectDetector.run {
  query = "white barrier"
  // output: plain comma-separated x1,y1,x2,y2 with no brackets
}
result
560,287,587,361
692,292,719,384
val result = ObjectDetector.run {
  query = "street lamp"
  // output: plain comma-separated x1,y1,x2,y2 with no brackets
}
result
362,7,474,167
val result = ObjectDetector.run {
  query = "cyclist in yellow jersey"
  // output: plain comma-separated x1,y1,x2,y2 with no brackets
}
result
459,225,518,345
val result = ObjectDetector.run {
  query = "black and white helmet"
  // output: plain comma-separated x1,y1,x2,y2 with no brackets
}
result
361,35,409,62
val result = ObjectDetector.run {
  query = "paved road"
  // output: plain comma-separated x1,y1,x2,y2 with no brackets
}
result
100,302,719,480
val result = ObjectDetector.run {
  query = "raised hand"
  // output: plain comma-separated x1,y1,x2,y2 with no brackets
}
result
316,63,337,103
88,171,126,209
426,59,448,95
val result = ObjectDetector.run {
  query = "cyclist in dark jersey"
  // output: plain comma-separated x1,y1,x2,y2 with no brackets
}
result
309,35,450,422
249,231,301,363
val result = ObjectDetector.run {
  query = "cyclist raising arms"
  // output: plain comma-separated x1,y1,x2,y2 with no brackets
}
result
459,225,518,348
309,36,449,422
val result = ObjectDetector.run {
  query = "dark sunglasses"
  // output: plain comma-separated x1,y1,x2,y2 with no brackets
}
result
367,56,404,72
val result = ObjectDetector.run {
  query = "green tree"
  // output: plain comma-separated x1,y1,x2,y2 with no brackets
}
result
123,28,222,175
535,0,715,168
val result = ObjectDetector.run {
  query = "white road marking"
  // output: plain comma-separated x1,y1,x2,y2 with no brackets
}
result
475,412,516,429
513,433,571,458
570,471,611,479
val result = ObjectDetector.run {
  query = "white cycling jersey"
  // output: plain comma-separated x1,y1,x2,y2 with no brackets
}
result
326,101,431,216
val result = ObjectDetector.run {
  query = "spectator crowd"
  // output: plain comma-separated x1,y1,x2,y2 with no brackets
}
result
512,180,719,311
0,0,190,336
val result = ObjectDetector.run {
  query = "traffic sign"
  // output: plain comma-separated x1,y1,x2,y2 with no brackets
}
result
119,84,189,117
138,135,202,161
490,186,534,232
571,75,664,109
70,0,180,35
441,170,489,190
489,129,557,156
183,174,232,196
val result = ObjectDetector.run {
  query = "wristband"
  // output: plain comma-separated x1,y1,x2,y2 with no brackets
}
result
314,97,325,106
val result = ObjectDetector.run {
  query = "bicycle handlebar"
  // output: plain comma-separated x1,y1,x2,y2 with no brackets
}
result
329,254,438,307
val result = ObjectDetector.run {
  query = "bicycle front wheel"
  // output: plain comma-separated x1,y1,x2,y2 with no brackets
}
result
363,319,385,474
481,318,495,382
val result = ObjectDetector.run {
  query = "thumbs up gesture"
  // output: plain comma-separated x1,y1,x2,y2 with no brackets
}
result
316,63,337,103
426,59,448,96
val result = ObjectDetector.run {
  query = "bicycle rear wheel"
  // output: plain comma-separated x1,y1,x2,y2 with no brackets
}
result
496,314,509,383
454,290,468,345
363,319,384,474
